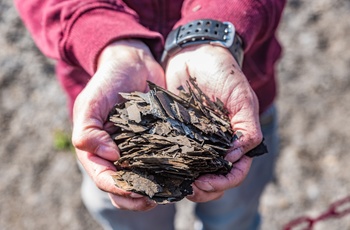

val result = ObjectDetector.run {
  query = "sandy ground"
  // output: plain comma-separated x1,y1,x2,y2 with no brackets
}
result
1,0,350,229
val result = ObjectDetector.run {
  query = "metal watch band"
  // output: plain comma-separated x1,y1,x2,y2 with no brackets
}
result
161,19,244,67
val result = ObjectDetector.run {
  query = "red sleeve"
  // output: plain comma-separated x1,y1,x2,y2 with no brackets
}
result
14,0,163,76
175,0,286,52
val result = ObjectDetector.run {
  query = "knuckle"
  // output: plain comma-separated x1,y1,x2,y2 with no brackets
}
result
71,133,88,150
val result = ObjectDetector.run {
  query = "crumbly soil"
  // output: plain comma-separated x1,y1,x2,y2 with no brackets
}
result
1,0,350,229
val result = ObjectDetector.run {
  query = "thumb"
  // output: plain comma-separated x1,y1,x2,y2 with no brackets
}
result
72,91,120,162
72,126,120,162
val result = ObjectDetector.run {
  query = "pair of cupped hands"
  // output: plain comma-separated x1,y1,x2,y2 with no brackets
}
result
72,39,262,211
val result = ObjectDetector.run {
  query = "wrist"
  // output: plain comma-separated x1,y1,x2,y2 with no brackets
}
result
167,43,242,72
97,39,152,70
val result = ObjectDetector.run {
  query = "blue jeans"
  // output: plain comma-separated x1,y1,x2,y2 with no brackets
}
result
80,105,279,230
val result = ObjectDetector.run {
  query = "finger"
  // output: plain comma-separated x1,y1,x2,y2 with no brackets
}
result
104,120,120,134
224,155,253,188
108,193,157,211
72,91,120,161
77,148,158,212
80,150,158,211
187,184,224,203
193,155,252,192
72,125,120,161
226,89,263,154
231,120,263,156
76,149,126,195
224,146,245,163
78,148,157,211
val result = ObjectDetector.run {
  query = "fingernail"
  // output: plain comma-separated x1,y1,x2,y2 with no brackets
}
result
225,147,244,163
129,192,144,198
195,180,214,192
96,145,119,161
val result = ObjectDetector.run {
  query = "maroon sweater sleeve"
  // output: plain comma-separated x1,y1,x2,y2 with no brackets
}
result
175,0,286,52
14,0,163,76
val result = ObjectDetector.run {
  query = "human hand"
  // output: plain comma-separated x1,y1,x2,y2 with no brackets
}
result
72,39,165,210
164,44,262,202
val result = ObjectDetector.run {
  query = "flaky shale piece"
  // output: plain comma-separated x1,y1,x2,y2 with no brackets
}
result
108,78,267,204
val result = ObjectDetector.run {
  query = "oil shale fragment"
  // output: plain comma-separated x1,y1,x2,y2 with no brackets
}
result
108,78,267,204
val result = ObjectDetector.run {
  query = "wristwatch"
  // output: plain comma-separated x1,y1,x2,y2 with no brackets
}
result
161,19,244,68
